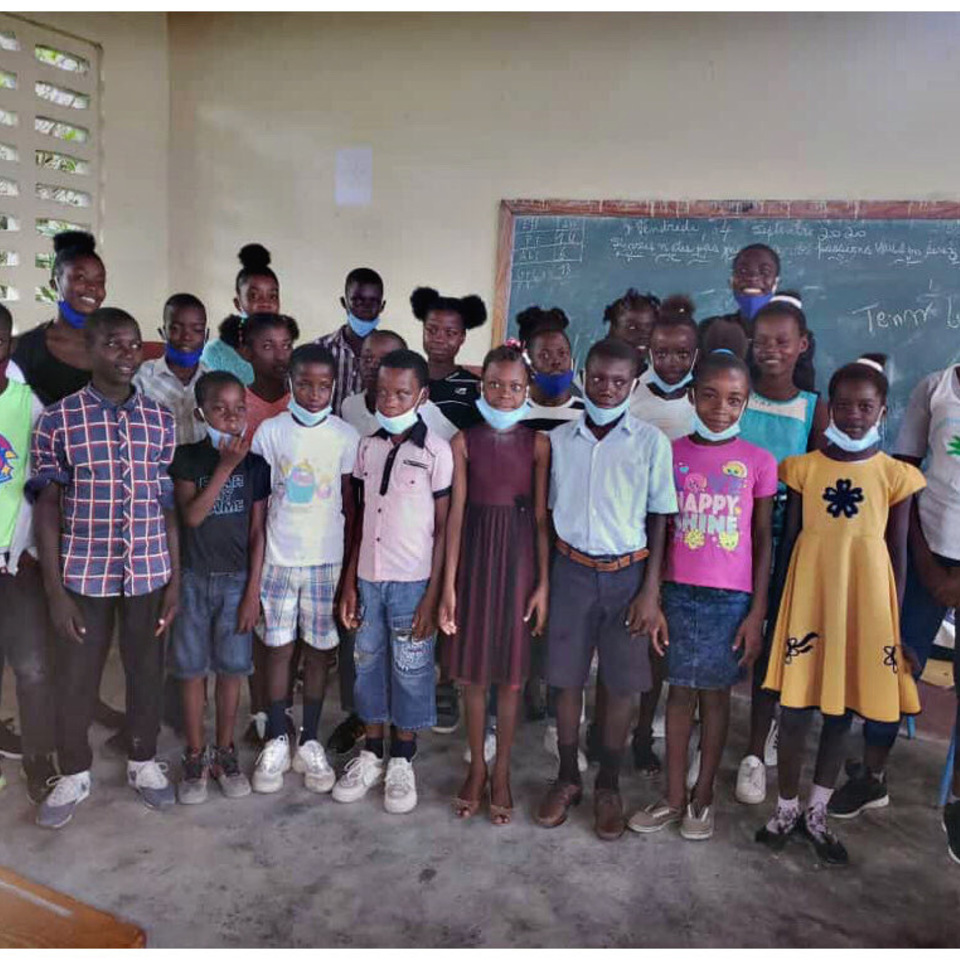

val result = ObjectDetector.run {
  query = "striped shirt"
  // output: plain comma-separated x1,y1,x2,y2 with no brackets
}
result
523,395,585,433
132,356,209,446
29,384,176,597
429,367,483,431
316,324,364,416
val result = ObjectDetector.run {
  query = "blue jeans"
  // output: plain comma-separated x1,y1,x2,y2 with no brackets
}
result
354,579,436,731
860,550,959,748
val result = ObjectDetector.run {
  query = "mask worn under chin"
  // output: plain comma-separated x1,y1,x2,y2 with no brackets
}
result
532,369,574,399
165,343,204,368
583,394,631,427
692,409,743,442
59,300,89,330
204,424,241,450
346,311,380,338
824,418,882,453
476,395,530,431
288,396,331,427
734,291,775,322
646,361,695,395
376,405,421,436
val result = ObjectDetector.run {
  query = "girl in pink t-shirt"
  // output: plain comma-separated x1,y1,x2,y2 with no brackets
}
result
629,350,776,841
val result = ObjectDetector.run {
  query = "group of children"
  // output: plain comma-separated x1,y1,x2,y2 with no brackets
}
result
0,232,957,870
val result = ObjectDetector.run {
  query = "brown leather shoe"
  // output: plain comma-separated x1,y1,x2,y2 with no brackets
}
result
535,780,583,828
594,787,625,840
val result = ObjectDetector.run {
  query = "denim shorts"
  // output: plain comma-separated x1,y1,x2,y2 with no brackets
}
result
663,581,752,690
354,578,436,731
169,569,254,679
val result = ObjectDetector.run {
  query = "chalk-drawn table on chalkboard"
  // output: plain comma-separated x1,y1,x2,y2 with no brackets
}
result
493,200,960,433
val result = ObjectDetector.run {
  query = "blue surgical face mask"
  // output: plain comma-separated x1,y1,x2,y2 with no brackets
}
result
532,368,574,399
646,354,697,395
583,394,631,427
205,424,232,450
824,418,882,453
476,395,530,431
165,343,204,368
289,396,331,427
376,405,421,436
692,412,742,442
734,291,775,321
59,300,88,330
346,311,380,338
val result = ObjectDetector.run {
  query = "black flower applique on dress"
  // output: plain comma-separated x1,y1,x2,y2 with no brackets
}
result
785,631,818,664
883,645,899,674
823,479,864,519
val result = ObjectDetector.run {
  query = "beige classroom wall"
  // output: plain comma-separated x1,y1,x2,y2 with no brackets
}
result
167,12,960,362
14,12,170,326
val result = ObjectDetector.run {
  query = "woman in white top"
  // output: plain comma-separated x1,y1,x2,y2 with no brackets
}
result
629,295,697,442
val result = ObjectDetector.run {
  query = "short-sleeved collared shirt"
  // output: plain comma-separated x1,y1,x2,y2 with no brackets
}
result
353,418,453,583
132,356,208,446
29,385,176,597
316,325,363,417
549,412,677,556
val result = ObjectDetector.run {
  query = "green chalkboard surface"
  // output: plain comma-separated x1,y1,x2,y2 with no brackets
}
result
493,200,960,433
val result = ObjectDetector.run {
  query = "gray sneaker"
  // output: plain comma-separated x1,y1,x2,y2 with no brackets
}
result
128,758,176,809
178,749,209,805
680,801,714,840
627,798,683,834
212,745,251,799
37,771,91,829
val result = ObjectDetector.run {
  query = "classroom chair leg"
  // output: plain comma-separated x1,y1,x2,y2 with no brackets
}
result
938,727,956,808
906,715,916,740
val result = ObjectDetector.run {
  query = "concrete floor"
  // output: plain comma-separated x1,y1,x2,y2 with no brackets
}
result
0,655,958,948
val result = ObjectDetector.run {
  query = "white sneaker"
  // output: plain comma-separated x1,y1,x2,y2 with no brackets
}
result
332,749,384,803
542,724,588,773
736,754,767,805
252,735,292,794
686,748,702,791
293,739,335,794
36,771,90,829
383,757,418,814
764,717,780,767
463,731,498,764
127,758,175,809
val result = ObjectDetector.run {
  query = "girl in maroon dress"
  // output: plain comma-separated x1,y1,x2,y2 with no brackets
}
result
440,345,550,824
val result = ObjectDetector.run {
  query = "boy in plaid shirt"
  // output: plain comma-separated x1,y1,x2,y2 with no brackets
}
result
31,308,181,829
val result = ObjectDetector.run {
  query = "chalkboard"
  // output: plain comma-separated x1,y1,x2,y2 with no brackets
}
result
493,200,960,434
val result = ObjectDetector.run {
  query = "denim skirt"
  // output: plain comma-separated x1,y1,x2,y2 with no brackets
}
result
663,581,752,690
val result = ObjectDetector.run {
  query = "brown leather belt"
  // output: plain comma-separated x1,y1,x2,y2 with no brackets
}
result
555,538,649,572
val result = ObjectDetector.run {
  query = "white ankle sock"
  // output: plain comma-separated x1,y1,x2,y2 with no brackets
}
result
808,784,833,810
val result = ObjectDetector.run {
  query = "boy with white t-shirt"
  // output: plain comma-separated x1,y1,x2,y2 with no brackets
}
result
250,344,359,795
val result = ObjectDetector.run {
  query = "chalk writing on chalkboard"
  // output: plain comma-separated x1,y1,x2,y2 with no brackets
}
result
511,217,586,289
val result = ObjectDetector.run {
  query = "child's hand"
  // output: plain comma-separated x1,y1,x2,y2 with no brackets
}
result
237,589,261,634
216,434,250,472
438,589,457,636
51,589,86,644
733,612,764,667
523,583,549,637
650,609,669,657
412,591,438,639
626,587,660,640
156,579,180,636
339,581,362,631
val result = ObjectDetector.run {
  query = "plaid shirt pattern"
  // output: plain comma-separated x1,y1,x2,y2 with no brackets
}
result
30,385,176,597
316,325,363,416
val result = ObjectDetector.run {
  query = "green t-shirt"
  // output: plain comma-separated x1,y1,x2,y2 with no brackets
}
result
0,380,37,552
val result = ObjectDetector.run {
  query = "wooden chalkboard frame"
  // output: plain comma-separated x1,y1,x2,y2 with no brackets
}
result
492,198,960,344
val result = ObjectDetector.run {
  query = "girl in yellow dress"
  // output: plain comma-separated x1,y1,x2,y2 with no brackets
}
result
757,355,925,865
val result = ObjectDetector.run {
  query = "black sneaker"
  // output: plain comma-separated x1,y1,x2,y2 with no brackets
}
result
755,804,801,852
92,699,126,731
828,764,888,819
22,754,58,805
631,731,662,776
585,721,602,765
800,804,849,865
944,800,960,866
0,718,22,759
327,713,366,754
432,683,460,734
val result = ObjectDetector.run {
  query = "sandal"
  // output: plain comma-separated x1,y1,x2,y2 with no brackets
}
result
453,772,488,820
490,802,513,826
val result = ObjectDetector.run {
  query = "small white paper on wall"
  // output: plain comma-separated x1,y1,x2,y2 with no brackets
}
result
335,147,373,207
